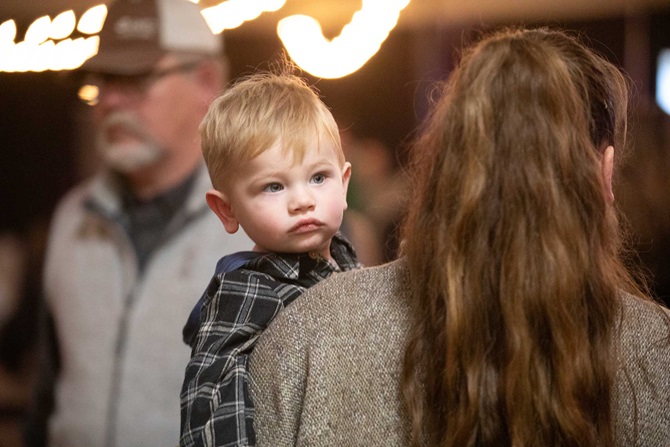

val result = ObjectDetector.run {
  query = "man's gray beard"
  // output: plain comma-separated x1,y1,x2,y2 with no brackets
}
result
96,112,165,174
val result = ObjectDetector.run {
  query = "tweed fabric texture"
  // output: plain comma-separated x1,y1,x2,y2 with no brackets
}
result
614,293,670,446
250,259,670,446
180,233,359,447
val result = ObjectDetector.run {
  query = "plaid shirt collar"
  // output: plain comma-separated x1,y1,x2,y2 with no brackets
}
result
182,232,360,347
242,232,360,283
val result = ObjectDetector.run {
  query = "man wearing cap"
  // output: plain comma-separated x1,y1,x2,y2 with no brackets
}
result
27,0,252,446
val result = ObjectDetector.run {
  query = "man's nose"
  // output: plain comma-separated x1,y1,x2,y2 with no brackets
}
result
95,83,137,111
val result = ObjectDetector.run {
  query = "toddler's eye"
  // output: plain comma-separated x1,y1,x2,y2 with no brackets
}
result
263,183,283,193
311,173,326,184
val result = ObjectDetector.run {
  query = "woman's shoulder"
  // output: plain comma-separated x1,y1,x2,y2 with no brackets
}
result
618,293,670,349
264,259,411,339
311,258,409,295
615,293,670,391
299,259,410,317
614,294,670,445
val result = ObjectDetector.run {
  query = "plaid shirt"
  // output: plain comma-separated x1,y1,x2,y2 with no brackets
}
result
180,233,359,447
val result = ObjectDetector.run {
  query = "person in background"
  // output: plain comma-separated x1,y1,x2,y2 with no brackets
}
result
249,27,670,446
180,70,359,447
26,0,252,446
339,128,408,264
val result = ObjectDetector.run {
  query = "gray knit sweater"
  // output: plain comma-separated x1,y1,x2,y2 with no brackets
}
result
250,259,670,446
42,165,253,447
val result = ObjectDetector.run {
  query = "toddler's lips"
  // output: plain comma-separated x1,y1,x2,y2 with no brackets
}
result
290,218,323,233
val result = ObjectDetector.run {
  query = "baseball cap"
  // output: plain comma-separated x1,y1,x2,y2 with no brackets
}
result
81,0,222,75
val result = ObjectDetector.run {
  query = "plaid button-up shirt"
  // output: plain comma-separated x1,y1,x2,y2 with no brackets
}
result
180,233,359,447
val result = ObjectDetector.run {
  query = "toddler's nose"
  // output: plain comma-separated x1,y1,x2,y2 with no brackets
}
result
290,187,316,213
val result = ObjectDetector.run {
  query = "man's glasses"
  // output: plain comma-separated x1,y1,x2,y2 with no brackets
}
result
77,61,200,106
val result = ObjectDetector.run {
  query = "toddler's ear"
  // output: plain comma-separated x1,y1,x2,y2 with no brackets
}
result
341,162,352,210
206,189,240,234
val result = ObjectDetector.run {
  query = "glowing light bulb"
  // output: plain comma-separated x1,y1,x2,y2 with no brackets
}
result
0,20,17,45
78,4,108,35
202,0,286,34
25,15,52,45
50,10,76,40
278,0,410,79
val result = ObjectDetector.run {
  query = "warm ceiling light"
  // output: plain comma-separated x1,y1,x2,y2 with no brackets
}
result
25,15,52,45
0,19,17,43
77,5,108,35
201,0,286,33
50,10,76,40
278,0,410,79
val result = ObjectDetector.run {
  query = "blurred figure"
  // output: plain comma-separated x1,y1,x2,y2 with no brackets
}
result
340,207,384,266
26,0,251,446
340,128,409,264
249,27,670,446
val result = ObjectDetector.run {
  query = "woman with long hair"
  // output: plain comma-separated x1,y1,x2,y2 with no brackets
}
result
249,27,670,446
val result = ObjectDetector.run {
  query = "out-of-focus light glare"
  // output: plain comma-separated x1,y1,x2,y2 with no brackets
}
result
12,41,30,72
25,15,52,45
59,37,100,70
83,35,101,60
50,10,76,40
55,38,80,70
202,0,286,34
32,40,56,72
657,49,670,116
79,84,100,106
0,20,17,44
278,0,410,79
0,35,100,72
3,0,406,76
78,5,107,35
0,46,12,71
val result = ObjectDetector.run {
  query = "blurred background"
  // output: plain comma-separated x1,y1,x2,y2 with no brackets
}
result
1,0,669,445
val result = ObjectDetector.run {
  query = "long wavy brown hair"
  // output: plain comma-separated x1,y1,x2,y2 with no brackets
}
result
401,27,649,446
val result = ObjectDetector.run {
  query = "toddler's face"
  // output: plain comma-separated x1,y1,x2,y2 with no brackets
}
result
225,139,350,259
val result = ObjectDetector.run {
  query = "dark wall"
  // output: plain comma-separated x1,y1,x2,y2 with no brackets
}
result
0,72,78,232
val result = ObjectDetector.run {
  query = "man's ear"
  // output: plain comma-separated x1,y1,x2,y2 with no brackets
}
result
341,162,352,211
206,189,239,234
602,145,615,204
194,58,226,100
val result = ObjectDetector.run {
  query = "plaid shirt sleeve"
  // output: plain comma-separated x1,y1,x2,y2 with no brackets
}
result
180,269,304,447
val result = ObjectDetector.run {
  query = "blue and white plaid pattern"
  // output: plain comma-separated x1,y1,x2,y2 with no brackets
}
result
180,233,359,447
